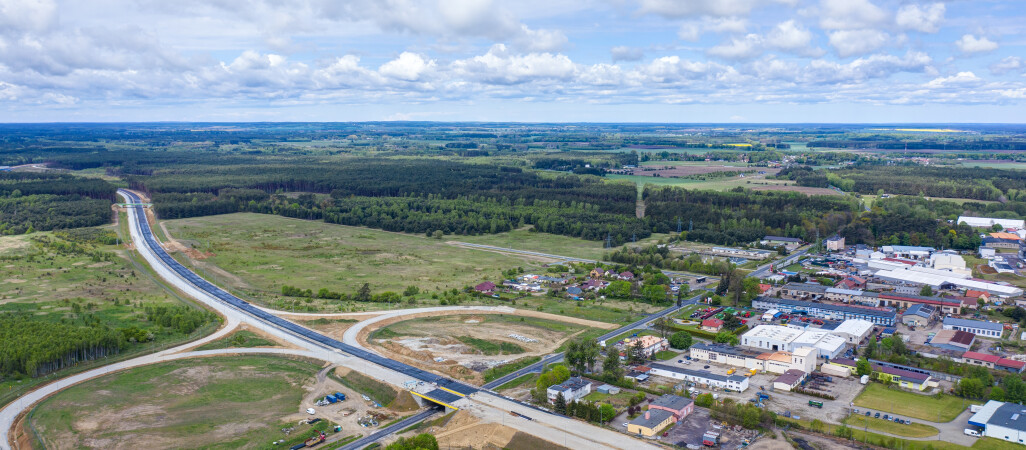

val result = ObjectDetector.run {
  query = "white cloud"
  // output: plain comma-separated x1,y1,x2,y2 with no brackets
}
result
450,44,577,85
956,34,998,54
677,23,701,41
514,25,568,52
0,0,58,33
707,17,749,33
708,34,764,60
636,56,721,84
828,29,890,58
378,52,435,81
895,3,945,33
991,56,1024,75
803,51,932,84
638,0,764,18
766,20,813,51
819,0,887,30
924,71,980,88
610,46,644,62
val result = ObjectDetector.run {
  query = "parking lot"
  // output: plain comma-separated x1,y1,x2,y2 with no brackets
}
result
662,407,758,448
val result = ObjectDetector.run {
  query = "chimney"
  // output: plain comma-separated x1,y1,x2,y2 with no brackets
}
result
645,411,651,420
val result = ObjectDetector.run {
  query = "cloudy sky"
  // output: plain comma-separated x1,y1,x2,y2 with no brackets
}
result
1,0,1025,122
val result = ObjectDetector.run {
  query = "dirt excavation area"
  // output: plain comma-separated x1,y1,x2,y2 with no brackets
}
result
364,314,608,384
396,410,567,450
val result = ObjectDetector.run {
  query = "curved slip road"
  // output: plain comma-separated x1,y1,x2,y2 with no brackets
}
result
5,191,660,450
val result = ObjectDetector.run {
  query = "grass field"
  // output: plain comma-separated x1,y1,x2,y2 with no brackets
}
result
163,213,549,306
780,417,972,450
495,373,537,390
331,368,399,408
29,356,324,449
961,161,1026,170
456,228,671,261
484,356,542,383
195,330,277,351
455,336,526,355
844,415,939,438
853,383,970,422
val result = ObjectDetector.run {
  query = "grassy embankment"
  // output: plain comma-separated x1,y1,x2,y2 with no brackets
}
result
29,356,327,449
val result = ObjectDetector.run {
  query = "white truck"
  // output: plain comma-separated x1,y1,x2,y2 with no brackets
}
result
964,429,980,437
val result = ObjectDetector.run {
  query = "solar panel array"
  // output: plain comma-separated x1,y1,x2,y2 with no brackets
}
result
120,190,478,397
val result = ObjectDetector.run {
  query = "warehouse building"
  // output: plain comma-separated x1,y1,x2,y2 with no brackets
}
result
901,304,935,327
872,268,1023,297
772,369,807,392
752,297,896,325
740,325,848,359
943,317,1004,339
831,319,875,344
648,363,750,392
957,216,1026,230
968,400,1026,445
928,329,976,352
689,343,816,374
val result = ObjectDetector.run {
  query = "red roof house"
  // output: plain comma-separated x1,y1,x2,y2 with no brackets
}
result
474,281,496,293
701,318,724,332
963,351,1026,373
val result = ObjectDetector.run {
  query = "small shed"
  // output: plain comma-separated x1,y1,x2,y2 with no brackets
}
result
596,384,621,395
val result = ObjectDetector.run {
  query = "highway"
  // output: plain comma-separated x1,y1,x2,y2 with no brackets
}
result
482,293,701,389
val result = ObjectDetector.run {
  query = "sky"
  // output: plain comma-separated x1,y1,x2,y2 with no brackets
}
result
1,0,1025,123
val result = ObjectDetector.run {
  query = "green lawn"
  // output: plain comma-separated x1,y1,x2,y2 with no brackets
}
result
844,415,939,438
582,391,638,408
455,336,526,355
29,356,324,449
331,369,398,407
484,357,543,383
853,383,970,422
654,350,679,360
781,417,965,450
495,373,538,391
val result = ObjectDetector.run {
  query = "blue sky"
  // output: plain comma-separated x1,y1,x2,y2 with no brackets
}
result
1,0,1024,122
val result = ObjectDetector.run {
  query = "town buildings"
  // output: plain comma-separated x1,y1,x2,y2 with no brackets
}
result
752,296,896,325
688,343,816,374
962,351,1026,373
547,377,592,403
628,394,695,437
943,317,1004,339
969,400,1026,444
647,363,750,392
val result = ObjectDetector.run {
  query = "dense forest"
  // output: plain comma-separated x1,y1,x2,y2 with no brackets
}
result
643,186,859,245
781,165,1026,202
0,172,116,234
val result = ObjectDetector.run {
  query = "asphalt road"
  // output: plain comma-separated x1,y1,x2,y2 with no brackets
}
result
337,408,440,450
750,248,809,278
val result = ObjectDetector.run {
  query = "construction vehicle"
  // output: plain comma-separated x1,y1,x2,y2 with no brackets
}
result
808,400,823,408
304,432,326,447
726,369,735,375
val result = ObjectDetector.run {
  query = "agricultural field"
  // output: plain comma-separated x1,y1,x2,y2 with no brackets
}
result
28,356,327,449
455,227,672,261
751,185,842,196
366,314,607,384
607,173,797,193
853,383,970,422
161,213,550,309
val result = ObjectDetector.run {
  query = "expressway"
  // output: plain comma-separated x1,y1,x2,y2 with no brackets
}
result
111,190,657,450
118,189,479,397
483,293,701,389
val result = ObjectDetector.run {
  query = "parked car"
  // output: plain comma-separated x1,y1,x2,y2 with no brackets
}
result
875,412,881,418
865,411,871,416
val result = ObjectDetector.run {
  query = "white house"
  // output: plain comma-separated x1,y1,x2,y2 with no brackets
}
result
547,377,592,403
943,317,1004,339
648,363,750,392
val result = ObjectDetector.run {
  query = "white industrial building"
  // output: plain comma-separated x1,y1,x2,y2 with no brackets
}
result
873,268,1023,297
958,216,1026,230
831,319,875,344
881,245,934,259
791,331,847,359
648,363,750,392
740,325,848,358
929,252,970,275
688,343,816,375
943,317,1004,339
968,400,1026,445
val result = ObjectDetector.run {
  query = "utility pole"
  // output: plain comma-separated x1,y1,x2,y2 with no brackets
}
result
689,219,693,232
677,217,682,234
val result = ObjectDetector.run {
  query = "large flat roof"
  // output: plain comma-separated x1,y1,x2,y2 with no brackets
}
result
873,269,1023,297
649,363,748,384
832,319,874,335
985,401,1026,433
743,325,804,343
943,317,1004,332
755,296,897,319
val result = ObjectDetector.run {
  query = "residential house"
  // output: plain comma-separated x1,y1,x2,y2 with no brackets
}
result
618,271,635,280
966,290,991,303
627,409,675,437
873,364,933,391
546,377,592,403
701,318,724,332
566,286,584,299
474,281,496,294
589,268,604,279
623,335,669,357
